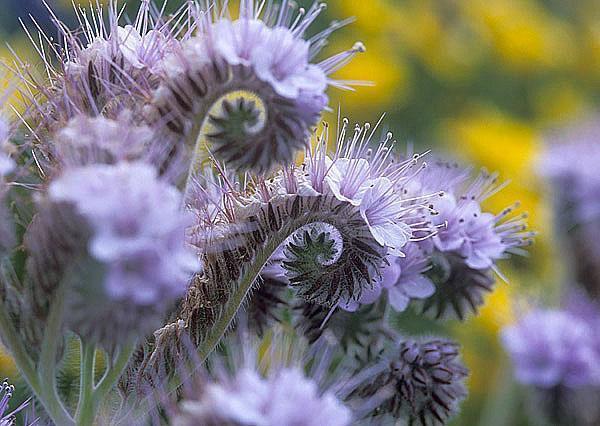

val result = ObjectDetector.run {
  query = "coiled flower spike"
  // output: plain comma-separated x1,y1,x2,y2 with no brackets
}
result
161,118,433,364
14,0,182,135
153,0,365,174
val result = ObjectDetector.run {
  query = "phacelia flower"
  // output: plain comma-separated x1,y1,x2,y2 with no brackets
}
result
539,120,600,223
405,161,533,320
50,112,154,167
154,1,365,172
48,161,199,346
184,120,430,327
169,329,356,426
539,120,600,298
501,309,600,388
300,121,431,257
18,1,180,133
351,338,468,425
175,367,352,426
341,242,435,313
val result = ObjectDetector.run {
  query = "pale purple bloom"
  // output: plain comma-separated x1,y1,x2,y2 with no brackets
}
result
410,161,531,270
341,242,435,312
155,1,364,172
433,195,504,269
179,367,352,426
502,309,600,388
300,123,429,258
54,112,153,166
359,177,413,257
324,158,371,206
539,120,600,222
49,162,199,306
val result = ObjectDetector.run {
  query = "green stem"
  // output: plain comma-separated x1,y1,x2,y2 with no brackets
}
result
75,340,96,426
38,282,74,425
0,284,74,425
197,234,289,362
93,341,136,404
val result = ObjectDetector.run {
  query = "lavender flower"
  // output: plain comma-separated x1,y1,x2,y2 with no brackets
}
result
501,309,600,388
48,161,199,345
341,242,435,312
185,121,430,319
539,120,600,223
18,1,179,134
168,328,356,426
539,121,600,298
154,1,364,172
406,161,533,319
52,112,153,167
175,367,352,426
299,123,430,257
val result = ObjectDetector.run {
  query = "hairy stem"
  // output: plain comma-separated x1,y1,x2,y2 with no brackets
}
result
197,234,286,361
37,282,75,425
75,340,96,426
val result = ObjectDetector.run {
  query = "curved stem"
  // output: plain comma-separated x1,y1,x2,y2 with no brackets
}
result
75,340,96,426
197,232,292,362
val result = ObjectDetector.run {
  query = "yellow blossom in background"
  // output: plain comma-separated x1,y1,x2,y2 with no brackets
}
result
460,0,577,73
390,0,484,81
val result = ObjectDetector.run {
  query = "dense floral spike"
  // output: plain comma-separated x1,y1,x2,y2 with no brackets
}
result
404,161,533,320
176,121,430,356
153,1,364,173
15,0,182,134
48,161,199,347
502,308,600,388
351,338,468,425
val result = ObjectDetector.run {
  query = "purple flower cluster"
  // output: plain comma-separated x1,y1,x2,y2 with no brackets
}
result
53,112,153,167
539,120,600,223
414,162,529,270
300,124,426,257
49,162,198,306
342,242,435,312
502,307,600,388
176,367,351,426
153,1,364,172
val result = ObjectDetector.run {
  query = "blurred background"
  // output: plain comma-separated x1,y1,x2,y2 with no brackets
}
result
1,0,596,424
